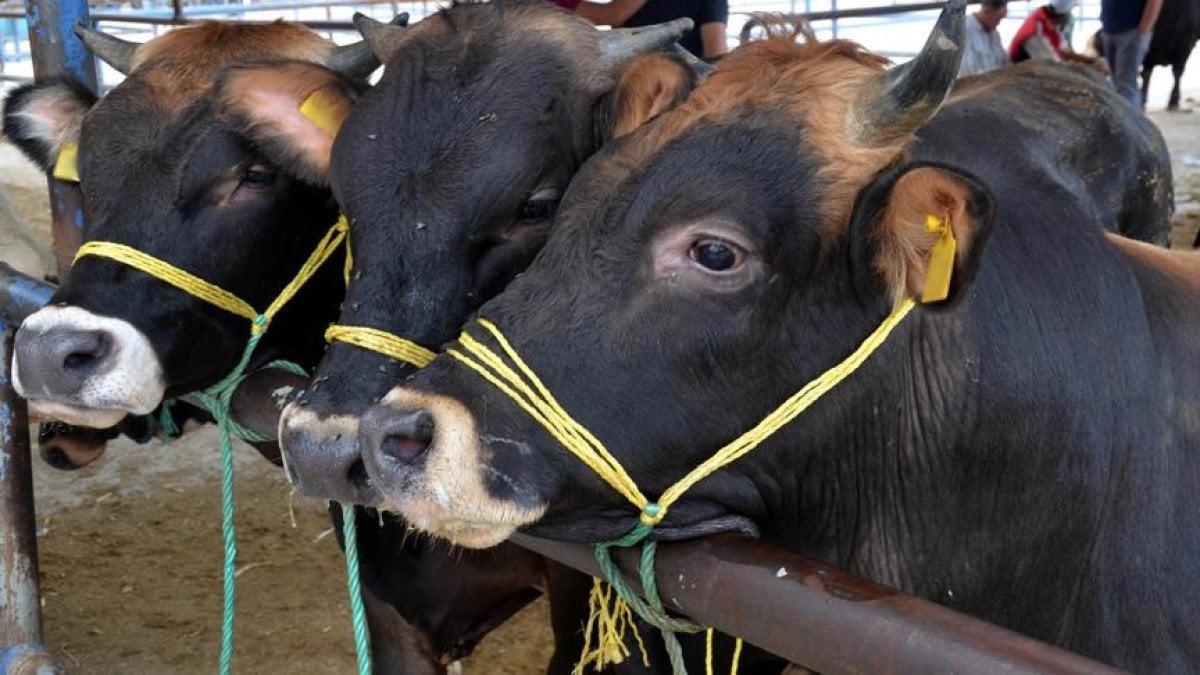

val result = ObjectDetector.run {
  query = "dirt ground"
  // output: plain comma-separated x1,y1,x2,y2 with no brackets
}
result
1,78,1198,674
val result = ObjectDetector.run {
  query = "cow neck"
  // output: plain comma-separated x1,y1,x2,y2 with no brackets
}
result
70,215,371,675
449,296,918,675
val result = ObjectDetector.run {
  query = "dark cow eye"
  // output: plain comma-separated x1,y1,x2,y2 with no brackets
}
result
238,164,276,189
519,187,560,221
690,239,741,272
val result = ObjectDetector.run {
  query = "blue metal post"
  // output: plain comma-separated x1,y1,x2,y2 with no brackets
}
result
22,0,96,279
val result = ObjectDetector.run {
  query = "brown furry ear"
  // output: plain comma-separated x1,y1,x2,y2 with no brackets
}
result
610,51,695,138
873,166,990,304
2,78,96,172
214,62,360,187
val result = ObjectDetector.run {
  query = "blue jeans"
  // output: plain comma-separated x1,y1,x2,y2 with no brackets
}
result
1103,28,1151,109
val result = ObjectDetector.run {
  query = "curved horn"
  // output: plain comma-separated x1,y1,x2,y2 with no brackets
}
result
331,12,408,79
74,23,138,75
599,18,694,69
848,0,966,147
353,12,412,64
670,44,714,78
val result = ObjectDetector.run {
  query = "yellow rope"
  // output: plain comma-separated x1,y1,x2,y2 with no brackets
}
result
74,215,350,335
450,298,914,526
325,325,436,368
449,297,917,674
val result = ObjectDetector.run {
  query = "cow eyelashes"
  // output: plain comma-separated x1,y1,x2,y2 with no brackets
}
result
237,163,277,190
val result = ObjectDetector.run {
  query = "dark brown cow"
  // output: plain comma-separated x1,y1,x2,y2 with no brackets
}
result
355,4,1200,671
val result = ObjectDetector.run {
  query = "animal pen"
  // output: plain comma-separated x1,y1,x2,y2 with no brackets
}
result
0,0,1150,672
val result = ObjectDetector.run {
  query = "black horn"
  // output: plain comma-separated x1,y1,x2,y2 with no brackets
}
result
353,12,412,64
848,0,966,147
599,18,694,69
74,24,138,75
671,44,714,78
331,13,408,79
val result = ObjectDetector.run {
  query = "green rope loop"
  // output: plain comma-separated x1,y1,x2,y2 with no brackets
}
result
593,522,703,675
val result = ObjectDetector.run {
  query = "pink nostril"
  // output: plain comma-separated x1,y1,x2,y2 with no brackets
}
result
381,433,430,461
59,331,111,373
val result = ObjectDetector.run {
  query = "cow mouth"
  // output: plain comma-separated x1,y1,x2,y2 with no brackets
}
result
382,496,546,550
25,399,131,429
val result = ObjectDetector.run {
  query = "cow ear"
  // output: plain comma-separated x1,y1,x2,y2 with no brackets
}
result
851,163,995,306
215,62,361,187
2,78,96,173
606,51,696,139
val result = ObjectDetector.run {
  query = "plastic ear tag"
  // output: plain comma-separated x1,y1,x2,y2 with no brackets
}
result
921,212,956,303
53,142,80,183
299,89,346,138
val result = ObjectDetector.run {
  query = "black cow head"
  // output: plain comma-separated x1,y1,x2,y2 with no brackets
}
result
349,2,998,549
278,0,703,506
3,20,389,428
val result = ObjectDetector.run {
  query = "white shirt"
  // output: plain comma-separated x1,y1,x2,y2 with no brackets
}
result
959,14,1008,77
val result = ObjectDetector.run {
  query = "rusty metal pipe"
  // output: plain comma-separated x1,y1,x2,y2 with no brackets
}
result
23,0,97,279
510,533,1122,674
0,319,46,651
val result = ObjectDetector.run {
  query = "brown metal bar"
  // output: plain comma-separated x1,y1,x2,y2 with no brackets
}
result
738,0,982,42
510,533,1124,674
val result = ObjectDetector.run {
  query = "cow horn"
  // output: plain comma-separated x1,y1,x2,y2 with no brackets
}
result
599,18,694,69
74,24,138,75
331,12,408,79
670,44,714,78
848,0,966,147
353,12,413,64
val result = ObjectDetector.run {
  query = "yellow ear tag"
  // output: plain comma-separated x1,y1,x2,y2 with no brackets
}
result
299,89,347,138
53,142,80,183
921,212,956,303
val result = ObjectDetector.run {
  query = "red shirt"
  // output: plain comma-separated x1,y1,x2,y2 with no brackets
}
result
551,0,582,9
1008,7,1065,62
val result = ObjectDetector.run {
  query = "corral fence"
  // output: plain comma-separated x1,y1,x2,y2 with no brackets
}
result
0,0,1124,671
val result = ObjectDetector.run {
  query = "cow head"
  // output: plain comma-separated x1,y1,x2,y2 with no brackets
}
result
352,2,997,549
278,0,702,505
3,20,389,428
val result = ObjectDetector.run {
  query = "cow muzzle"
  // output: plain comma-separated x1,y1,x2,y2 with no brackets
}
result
278,403,381,506
358,387,546,549
13,306,164,428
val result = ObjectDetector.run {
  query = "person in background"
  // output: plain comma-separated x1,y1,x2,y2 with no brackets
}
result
623,0,729,58
551,0,649,27
960,0,1009,76
1100,0,1163,108
1009,0,1110,72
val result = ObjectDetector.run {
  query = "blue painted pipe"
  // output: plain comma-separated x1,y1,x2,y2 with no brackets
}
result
0,264,53,325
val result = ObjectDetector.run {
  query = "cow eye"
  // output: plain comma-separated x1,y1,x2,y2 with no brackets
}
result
519,187,560,221
689,239,741,272
238,164,276,189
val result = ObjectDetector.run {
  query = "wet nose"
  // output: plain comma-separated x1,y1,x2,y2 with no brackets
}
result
14,327,115,398
278,403,381,506
359,406,435,475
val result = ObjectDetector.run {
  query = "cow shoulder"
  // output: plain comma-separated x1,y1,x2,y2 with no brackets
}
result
2,78,96,171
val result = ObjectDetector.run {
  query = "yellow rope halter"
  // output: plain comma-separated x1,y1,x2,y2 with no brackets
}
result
73,214,350,334
325,324,436,368
449,295,920,674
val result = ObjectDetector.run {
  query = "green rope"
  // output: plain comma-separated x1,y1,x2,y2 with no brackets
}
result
340,504,372,675
593,506,704,675
157,399,181,440
185,319,372,675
